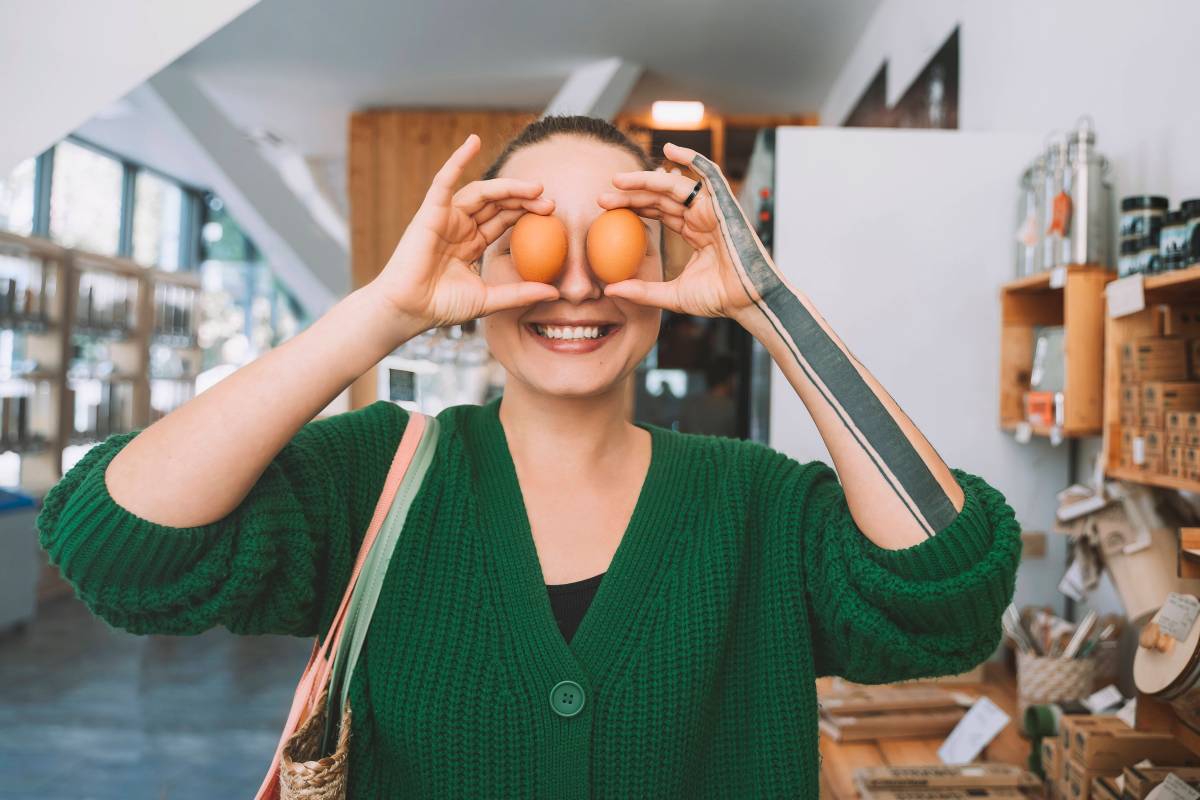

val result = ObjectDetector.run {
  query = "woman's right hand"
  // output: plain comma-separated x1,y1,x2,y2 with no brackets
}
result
367,133,561,334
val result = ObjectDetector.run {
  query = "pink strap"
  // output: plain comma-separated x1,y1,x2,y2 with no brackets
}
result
255,410,429,800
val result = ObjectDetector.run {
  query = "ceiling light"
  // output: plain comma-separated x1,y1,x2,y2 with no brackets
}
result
651,101,705,127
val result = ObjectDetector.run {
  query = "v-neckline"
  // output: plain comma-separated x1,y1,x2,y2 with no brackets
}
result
470,394,682,682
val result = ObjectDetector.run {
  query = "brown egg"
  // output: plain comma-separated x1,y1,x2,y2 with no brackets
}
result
510,212,568,283
587,208,646,283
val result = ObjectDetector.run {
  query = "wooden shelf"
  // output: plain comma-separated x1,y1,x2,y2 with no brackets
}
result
1107,465,1200,493
1102,264,1200,488
1000,420,1102,438
0,232,202,495
1000,264,1115,437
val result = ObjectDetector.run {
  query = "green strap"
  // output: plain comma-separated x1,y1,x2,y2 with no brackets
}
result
321,414,440,755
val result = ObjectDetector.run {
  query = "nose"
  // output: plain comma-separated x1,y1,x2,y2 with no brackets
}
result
551,231,604,303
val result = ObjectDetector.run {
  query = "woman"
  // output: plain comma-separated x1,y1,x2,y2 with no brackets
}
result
37,115,1022,798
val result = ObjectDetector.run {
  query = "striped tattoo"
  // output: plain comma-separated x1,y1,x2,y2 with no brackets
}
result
689,154,956,537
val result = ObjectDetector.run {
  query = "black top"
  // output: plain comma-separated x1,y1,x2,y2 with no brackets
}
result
546,571,605,644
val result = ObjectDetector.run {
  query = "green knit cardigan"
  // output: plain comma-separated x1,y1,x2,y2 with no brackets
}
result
36,394,1022,799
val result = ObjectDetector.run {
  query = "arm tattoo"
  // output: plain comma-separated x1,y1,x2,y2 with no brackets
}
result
690,154,956,537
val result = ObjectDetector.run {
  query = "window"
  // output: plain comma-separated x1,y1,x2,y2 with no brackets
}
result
48,140,123,254
132,170,184,269
0,157,36,236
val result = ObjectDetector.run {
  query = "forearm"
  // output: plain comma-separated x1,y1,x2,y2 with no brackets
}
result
735,279,963,548
105,283,425,528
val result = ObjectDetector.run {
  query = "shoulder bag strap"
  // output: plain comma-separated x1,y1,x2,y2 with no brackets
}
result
321,411,440,753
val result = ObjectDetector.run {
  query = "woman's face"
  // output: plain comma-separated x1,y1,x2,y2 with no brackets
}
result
480,135,663,400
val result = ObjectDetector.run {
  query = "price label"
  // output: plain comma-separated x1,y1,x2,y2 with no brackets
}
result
1014,422,1032,444
1107,274,1146,318
1117,697,1137,728
1133,436,1146,465
1083,684,1124,713
937,696,1010,765
1050,266,1067,289
1146,773,1200,800
1158,593,1200,641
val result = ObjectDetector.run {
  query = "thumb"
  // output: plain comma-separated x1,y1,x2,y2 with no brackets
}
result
479,282,560,317
603,279,681,312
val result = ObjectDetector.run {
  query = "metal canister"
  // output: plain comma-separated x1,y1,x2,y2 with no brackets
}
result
1162,210,1188,271
1067,117,1112,268
1121,195,1168,247
1183,198,1200,270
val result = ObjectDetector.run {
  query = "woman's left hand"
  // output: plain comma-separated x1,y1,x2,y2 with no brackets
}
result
597,141,780,322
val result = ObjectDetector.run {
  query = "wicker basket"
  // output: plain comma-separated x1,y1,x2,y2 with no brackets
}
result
278,687,352,800
1016,650,1095,733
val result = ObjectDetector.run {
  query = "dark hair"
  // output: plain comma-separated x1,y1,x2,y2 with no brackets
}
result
481,114,667,267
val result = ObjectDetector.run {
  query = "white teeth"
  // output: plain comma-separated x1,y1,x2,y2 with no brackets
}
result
534,324,607,340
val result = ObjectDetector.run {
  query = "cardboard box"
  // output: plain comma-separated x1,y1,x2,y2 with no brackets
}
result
1042,736,1062,783
1146,429,1165,455
1060,715,1200,770
1191,338,1200,378
1121,765,1200,798
1164,306,1200,338
1123,337,1189,381
1143,381,1200,413
1089,776,1120,800
1061,757,1120,800
854,764,1043,800
1142,409,1165,430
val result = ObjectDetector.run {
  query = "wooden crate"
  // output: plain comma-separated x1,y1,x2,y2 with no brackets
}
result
1000,265,1113,437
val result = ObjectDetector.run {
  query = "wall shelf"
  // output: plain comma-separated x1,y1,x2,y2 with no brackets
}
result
0,231,201,497
1102,262,1200,485
1000,264,1114,438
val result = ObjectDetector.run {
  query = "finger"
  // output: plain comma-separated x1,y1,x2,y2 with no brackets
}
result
610,169,698,205
425,133,481,207
662,141,702,169
597,189,687,218
474,196,554,226
635,207,685,234
479,281,561,317
476,207,534,245
603,278,683,313
454,177,545,216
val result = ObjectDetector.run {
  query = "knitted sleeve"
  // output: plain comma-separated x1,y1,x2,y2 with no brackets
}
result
35,400,408,638
774,454,1022,683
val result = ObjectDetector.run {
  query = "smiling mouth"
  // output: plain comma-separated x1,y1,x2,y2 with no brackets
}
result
527,323,620,341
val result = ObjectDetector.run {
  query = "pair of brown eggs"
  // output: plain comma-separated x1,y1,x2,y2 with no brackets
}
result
509,208,646,284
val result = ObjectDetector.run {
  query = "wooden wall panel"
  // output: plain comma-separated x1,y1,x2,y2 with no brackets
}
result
347,109,537,408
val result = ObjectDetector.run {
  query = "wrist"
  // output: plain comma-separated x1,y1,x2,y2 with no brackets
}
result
333,285,429,364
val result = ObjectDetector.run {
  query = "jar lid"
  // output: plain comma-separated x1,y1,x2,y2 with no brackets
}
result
1166,210,1187,225
1134,605,1200,695
1182,199,1200,217
1123,196,1170,211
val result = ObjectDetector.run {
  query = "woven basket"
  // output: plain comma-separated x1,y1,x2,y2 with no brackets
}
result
1016,650,1095,732
279,687,352,800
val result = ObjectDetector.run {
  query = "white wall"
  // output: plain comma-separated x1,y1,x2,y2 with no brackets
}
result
768,127,1069,615
822,0,1200,204
815,0,1200,623
0,0,260,173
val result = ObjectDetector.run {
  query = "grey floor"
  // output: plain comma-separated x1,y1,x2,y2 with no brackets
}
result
0,597,311,799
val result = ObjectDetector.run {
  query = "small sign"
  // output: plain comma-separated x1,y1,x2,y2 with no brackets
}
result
1049,266,1067,289
1158,593,1200,641
1083,684,1125,714
1133,436,1146,465
1049,425,1064,446
1014,422,1032,444
1117,697,1137,728
938,696,1010,765
1146,773,1200,800
1107,274,1146,318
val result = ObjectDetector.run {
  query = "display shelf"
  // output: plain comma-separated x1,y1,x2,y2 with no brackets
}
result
1102,263,1200,487
1000,264,1115,437
0,233,202,495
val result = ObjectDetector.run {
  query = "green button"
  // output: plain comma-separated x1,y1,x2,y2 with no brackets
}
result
550,680,585,717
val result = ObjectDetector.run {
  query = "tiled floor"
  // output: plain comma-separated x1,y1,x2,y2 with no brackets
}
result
0,597,311,799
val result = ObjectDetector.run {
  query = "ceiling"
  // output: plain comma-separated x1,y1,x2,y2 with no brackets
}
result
174,0,883,158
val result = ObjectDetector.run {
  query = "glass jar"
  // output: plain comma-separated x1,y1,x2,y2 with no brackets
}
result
1162,210,1188,271
1121,195,1168,249
1182,198,1200,270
